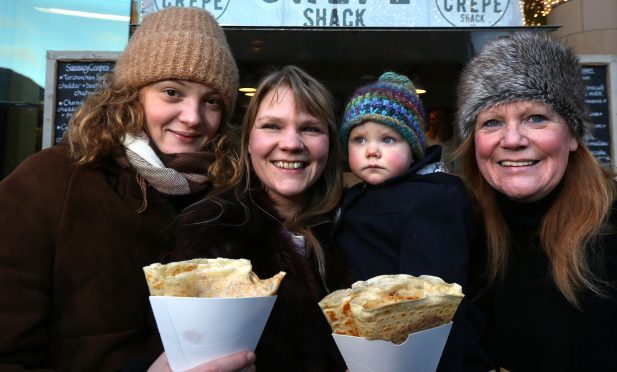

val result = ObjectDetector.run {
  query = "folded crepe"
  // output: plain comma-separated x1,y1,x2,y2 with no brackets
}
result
319,288,357,336
319,274,463,344
143,258,286,298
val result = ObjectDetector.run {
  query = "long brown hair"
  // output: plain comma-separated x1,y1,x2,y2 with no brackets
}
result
459,136,616,307
68,74,144,164
208,65,343,282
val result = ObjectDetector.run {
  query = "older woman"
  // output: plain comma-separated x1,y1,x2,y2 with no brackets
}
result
172,65,349,371
0,7,246,371
456,31,617,370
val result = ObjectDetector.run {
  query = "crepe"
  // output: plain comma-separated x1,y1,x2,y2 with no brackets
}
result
143,258,286,298
319,274,463,344
318,288,358,337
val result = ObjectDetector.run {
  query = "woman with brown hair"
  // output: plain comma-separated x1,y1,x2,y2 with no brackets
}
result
0,7,251,371
172,65,350,371
456,31,617,370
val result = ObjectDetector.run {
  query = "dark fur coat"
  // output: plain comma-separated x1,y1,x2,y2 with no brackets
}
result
173,189,350,371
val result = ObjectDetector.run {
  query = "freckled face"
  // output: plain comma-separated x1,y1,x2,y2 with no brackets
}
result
348,121,414,185
248,86,330,212
138,80,223,154
474,101,578,202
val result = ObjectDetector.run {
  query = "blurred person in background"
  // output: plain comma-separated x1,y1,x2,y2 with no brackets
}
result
426,107,459,172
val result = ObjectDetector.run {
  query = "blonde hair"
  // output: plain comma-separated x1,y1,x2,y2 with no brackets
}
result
458,136,616,307
208,66,343,282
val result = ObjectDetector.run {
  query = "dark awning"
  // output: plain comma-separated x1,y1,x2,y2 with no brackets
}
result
224,26,558,110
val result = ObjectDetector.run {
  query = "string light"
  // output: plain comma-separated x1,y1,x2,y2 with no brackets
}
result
520,0,570,26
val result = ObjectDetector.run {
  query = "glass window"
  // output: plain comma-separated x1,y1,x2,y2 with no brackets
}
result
0,0,130,178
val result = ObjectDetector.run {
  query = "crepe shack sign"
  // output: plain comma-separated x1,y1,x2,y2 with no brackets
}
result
142,0,524,27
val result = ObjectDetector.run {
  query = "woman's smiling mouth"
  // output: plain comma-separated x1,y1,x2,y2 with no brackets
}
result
273,161,307,169
498,160,537,167
169,130,201,139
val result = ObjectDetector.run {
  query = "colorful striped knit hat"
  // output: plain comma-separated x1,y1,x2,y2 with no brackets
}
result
340,72,426,159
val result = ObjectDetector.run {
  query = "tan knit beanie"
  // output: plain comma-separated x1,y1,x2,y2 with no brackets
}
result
115,7,239,120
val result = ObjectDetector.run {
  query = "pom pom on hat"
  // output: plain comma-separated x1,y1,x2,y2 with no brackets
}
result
114,7,239,121
340,72,426,159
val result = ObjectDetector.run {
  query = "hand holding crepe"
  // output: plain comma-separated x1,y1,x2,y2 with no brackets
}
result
319,274,463,344
143,258,286,298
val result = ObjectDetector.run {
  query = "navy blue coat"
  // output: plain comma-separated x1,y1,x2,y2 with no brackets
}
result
334,145,472,287
334,145,491,371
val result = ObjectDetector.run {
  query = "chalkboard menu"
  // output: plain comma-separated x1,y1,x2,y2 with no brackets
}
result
53,60,116,144
43,52,121,148
582,65,611,166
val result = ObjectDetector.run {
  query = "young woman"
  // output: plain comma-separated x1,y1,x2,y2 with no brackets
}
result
172,65,350,371
0,7,241,371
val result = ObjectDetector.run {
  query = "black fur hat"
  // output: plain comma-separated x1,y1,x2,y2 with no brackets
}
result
455,31,589,141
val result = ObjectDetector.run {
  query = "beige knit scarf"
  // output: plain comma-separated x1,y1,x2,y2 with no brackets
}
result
122,132,213,196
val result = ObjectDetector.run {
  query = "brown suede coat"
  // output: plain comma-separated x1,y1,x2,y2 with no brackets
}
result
0,145,198,371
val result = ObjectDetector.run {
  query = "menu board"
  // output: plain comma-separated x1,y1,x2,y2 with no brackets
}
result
53,60,116,144
43,52,120,148
582,64,611,166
